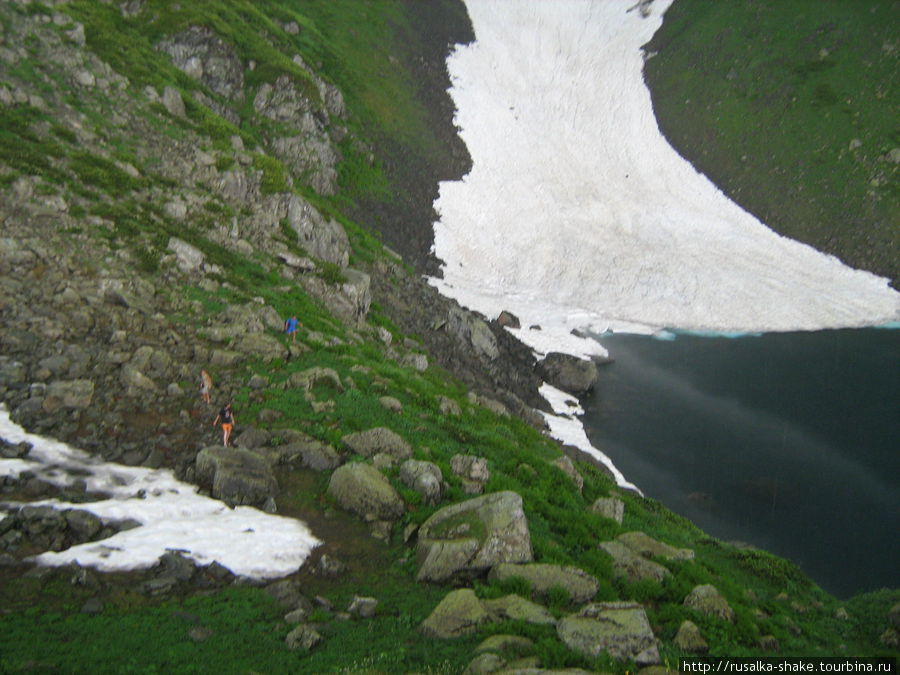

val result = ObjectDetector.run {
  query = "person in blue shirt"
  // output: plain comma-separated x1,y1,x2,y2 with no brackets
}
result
284,315,300,342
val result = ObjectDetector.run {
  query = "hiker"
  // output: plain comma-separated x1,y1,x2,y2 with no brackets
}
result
284,315,301,342
212,403,236,447
199,370,213,404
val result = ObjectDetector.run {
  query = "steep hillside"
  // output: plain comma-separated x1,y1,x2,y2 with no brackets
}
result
643,0,899,287
0,1,896,672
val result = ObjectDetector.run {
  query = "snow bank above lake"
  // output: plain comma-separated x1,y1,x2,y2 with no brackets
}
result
430,0,899,358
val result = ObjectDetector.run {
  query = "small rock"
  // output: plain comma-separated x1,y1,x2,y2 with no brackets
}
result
188,626,215,643
684,584,735,623
759,634,780,652
591,496,625,524
675,620,708,654
80,597,104,614
348,595,378,619
285,624,323,651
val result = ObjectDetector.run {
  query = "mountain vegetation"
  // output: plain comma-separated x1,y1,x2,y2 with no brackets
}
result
643,0,899,287
0,0,896,672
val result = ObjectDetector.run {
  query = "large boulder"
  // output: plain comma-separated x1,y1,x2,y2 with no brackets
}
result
557,602,660,665
538,352,599,395
327,462,405,521
194,446,277,507
488,563,599,604
343,427,412,461
416,491,533,583
419,588,490,639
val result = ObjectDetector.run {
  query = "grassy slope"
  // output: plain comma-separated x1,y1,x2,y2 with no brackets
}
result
643,0,899,286
0,1,896,672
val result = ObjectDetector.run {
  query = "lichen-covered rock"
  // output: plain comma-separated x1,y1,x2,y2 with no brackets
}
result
416,491,532,583
277,438,341,472
557,602,659,665
599,540,670,583
591,496,625,524
288,367,344,393
343,427,412,461
684,584,735,623
463,653,505,675
450,454,490,495
233,427,271,450
889,602,900,629
488,562,599,604
419,588,490,638
675,619,709,654
347,595,378,618
474,634,534,656
326,462,405,521
285,624,323,651
400,459,444,505
617,531,694,561
482,594,557,626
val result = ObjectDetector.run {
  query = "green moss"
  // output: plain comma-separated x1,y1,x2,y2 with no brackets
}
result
68,151,143,197
251,152,290,194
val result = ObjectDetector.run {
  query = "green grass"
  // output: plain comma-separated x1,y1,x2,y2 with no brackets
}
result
643,0,899,284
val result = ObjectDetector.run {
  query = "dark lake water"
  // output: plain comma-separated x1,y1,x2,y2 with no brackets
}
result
581,327,899,598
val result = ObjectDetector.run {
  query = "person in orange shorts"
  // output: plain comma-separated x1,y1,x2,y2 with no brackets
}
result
212,403,236,447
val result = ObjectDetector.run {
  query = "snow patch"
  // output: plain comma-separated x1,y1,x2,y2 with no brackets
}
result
0,407,320,578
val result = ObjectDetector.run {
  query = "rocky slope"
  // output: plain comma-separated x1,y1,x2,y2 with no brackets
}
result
0,0,548,473
1,1,896,671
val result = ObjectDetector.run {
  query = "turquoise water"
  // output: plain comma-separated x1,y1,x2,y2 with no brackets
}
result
581,327,899,598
